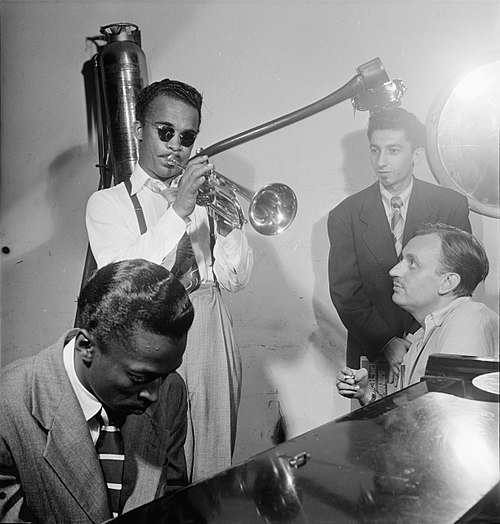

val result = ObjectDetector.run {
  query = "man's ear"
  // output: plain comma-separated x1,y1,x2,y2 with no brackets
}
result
439,272,461,295
132,120,143,141
412,147,424,166
74,329,95,363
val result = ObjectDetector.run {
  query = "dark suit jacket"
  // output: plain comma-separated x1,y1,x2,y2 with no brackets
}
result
327,178,471,368
0,330,188,523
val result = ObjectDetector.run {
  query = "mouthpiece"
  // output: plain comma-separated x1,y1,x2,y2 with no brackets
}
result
166,155,184,170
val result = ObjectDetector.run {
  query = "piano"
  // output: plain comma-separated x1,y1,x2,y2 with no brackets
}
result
110,354,499,523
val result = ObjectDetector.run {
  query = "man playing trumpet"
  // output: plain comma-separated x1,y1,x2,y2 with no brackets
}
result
86,78,254,482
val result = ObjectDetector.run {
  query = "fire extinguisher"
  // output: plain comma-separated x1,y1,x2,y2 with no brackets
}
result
95,22,149,187
75,23,148,323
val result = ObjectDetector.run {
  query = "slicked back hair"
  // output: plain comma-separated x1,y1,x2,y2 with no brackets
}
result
135,79,203,127
77,259,194,353
367,107,426,152
414,223,489,297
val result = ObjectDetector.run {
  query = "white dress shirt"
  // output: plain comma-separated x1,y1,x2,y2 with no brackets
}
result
63,337,102,444
403,297,499,386
86,163,253,291
380,176,414,224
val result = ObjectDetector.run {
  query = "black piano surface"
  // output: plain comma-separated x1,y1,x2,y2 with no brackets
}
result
111,356,499,523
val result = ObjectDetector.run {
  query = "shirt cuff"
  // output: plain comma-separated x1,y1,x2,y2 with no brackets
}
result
158,206,189,235
217,227,244,248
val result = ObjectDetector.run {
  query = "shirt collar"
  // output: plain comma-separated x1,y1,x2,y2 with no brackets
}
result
128,163,151,195
380,176,414,218
424,296,471,329
63,337,102,423
130,163,181,195
403,297,471,386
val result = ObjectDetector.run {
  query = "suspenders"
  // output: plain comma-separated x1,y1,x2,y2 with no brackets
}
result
124,179,147,235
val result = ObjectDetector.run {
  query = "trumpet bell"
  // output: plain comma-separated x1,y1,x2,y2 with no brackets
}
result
249,183,298,236
166,153,297,234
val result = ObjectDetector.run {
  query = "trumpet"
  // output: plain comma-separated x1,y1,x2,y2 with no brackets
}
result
167,155,298,236
166,58,403,235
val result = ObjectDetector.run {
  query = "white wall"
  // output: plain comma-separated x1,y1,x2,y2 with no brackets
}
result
1,0,498,463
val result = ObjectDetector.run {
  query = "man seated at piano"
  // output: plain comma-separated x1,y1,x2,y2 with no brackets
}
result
0,259,193,523
336,223,499,406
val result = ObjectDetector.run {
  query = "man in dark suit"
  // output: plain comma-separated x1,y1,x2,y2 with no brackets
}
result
328,108,471,378
0,259,193,523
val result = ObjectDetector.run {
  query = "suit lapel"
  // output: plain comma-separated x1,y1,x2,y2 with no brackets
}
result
359,183,399,267
32,332,111,523
404,178,430,245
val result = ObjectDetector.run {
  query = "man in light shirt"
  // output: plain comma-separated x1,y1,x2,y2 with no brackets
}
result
0,259,193,523
336,223,498,406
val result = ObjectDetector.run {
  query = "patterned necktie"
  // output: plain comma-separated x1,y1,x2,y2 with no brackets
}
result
96,410,125,518
169,232,201,293
390,196,404,257
146,178,201,293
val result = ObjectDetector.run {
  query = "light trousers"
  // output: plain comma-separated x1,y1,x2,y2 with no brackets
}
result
177,284,242,482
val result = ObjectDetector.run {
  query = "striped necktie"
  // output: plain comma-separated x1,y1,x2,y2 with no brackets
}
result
146,178,201,293
96,410,125,518
390,196,404,257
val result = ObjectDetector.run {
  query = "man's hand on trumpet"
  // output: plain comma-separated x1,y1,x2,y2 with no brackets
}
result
173,155,213,221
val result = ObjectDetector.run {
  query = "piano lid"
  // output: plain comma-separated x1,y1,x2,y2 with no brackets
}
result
110,379,499,523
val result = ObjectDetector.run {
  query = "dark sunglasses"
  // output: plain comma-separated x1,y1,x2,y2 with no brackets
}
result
144,121,198,147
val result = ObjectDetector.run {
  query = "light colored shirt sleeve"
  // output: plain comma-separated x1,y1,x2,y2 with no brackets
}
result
433,308,499,359
86,184,186,267
86,181,253,291
213,227,254,291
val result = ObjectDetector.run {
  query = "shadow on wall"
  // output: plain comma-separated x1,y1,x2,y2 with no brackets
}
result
309,128,373,370
217,150,297,459
340,128,373,194
2,142,97,365
235,129,375,451
231,228,306,459
305,129,374,422
46,142,98,309
309,214,347,374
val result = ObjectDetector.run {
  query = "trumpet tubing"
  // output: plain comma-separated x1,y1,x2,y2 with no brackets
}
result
166,155,298,235
192,58,404,160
